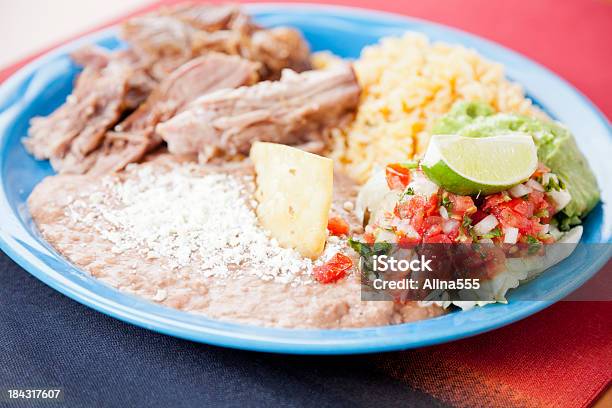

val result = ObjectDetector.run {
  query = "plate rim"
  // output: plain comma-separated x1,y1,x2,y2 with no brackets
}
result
0,3,610,355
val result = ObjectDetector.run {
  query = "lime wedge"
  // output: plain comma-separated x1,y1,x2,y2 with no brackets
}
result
421,133,538,195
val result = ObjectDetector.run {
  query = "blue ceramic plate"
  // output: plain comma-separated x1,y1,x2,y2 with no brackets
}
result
0,4,610,354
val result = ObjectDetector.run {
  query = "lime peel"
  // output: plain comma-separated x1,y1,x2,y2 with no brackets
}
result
421,133,538,196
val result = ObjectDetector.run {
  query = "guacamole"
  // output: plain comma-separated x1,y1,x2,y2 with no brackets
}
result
432,102,600,229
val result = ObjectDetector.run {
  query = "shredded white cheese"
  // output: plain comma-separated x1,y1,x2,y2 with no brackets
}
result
66,163,345,284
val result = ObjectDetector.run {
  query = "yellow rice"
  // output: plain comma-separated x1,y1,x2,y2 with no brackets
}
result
327,32,544,184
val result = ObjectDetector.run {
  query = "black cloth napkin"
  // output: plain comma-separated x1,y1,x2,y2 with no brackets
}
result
0,251,446,408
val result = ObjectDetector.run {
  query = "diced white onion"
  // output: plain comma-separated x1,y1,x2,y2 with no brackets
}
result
442,219,459,235
395,219,419,238
473,214,499,235
439,206,449,219
409,173,439,197
509,183,532,198
540,224,550,234
548,189,571,212
503,227,519,244
376,229,397,243
525,179,545,192
356,169,393,225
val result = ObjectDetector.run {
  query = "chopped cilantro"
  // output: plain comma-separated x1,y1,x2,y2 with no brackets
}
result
373,242,393,254
545,178,559,192
400,187,415,200
462,215,472,229
525,235,542,254
481,227,502,239
441,195,453,211
462,216,477,241
544,175,566,192
468,226,479,242
348,238,392,275
348,237,368,256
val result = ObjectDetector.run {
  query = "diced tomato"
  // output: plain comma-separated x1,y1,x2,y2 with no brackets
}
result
395,197,427,234
540,234,556,244
425,224,443,237
440,219,461,241
327,216,349,236
493,207,526,228
398,234,420,248
363,232,376,244
423,216,444,237
447,227,460,241
527,190,546,210
424,216,445,227
488,195,533,218
313,253,353,284
448,194,477,215
423,234,452,244
393,194,467,240
394,203,407,219
509,198,534,218
531,221,546,234
528,190,551,216
482,189,554,237
492,207,537,236
529,190,545,203
425,193,440,216
409,215,425,235
483,193,509,212
394,196,425,219
385,163,412,190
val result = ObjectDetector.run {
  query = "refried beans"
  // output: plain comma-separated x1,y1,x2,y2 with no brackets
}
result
28,155,444,328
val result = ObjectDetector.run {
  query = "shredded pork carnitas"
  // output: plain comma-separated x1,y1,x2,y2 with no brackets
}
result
157,65,360,162
23,3,341,175
59,53,260,174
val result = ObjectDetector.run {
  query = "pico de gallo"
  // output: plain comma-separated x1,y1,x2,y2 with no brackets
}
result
314,161,573,285
360,161,571,247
